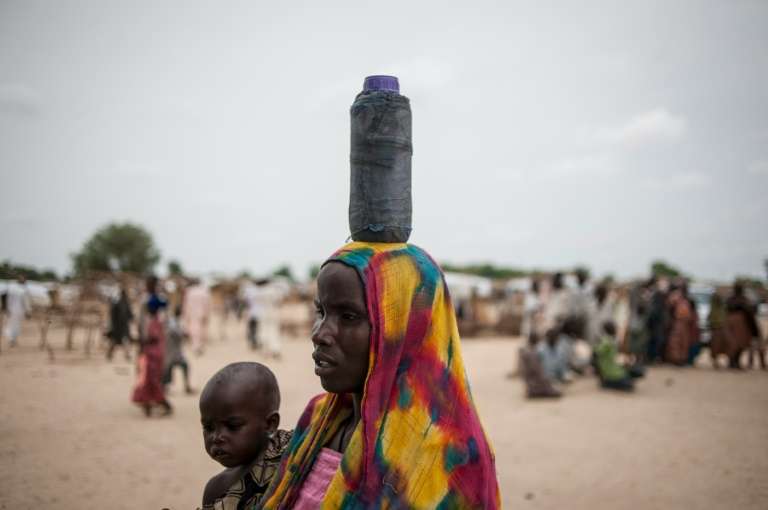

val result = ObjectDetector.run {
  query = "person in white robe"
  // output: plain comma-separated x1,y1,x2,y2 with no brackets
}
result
3,276,31,348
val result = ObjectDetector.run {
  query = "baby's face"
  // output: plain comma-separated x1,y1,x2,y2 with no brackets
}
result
200,383,272,468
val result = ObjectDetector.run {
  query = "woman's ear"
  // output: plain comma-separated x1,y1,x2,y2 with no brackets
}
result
266,411,280,436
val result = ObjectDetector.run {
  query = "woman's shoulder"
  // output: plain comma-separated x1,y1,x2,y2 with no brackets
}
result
295,393,332,429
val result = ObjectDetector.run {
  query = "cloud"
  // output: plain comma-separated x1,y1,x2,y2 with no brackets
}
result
747,159,768,176
543,152,617,179
380,56,459,92
0,84,41,116
112,161,162,177
641,170,710,191
0,212,41,226
599,108,687,147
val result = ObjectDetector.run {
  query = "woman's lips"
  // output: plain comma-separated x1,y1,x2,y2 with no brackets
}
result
312,351,336,376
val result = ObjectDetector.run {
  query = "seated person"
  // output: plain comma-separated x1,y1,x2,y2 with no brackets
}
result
537,326,572,383
518,332,561,399
594,321,636,392
199,362,292,510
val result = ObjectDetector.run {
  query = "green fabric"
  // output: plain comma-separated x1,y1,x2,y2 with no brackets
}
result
595,336,628,382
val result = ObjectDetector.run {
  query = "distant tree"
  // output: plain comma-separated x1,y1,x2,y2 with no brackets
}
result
237,269,253,279
441,262,528,279
0,260,58,281
308,264,321,280
650,260,683,278
573,265,591,281
167,259,183,277
72,222,160,275
272,264,294,282
735,275,766,291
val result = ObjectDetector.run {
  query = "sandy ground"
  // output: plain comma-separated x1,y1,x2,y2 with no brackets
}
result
1,317,767,510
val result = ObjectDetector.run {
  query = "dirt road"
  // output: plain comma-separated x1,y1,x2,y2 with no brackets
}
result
1,319,766,509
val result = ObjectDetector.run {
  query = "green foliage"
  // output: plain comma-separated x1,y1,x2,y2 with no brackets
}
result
72,222,160,275
441,262,528,280
650,260,683,278
308,264,321,280
272,264,294,282
735,275,766,290
573,265,591,281
237,269,253,279
0,260,58,281
167,259,183,276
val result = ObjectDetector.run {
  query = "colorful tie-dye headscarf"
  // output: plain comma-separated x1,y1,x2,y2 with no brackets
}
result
262,242,500,509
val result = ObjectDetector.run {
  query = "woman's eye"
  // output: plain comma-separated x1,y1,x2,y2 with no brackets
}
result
342,312,359,321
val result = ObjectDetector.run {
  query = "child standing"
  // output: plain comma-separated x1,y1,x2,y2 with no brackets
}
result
132,300,173,416
163,305,194,394
199,362,292,510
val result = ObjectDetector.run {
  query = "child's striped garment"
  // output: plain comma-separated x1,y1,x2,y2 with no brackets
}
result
262,242,500,509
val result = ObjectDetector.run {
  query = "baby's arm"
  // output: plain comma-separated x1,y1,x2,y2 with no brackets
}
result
202,468,238,507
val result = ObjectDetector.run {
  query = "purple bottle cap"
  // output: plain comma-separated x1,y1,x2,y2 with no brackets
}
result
363,75,400,93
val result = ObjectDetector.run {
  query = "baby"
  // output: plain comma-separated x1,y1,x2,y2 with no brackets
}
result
199,362,292,510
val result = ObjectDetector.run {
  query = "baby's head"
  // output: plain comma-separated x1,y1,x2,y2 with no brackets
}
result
199,362,280,468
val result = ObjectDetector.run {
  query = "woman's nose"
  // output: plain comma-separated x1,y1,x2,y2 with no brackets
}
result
311,317,334,346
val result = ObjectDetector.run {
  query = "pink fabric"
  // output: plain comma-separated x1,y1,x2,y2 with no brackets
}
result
292,448,343,510
131,318,165,404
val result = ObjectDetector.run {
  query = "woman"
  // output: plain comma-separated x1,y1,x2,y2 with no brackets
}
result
664,287,693,366
132,298,172,416
262,242,500,509
707,292,729,368
725,283,760,369
665,285,698,366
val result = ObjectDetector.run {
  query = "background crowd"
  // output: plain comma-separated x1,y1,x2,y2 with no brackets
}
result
514,270,767,399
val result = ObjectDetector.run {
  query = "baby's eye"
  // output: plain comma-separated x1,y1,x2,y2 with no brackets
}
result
202,423,213,432
226,422,244,432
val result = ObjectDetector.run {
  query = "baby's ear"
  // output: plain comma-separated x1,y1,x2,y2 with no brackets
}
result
266,411,280,435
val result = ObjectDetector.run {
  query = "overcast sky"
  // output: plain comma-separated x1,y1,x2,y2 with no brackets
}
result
1,1,767,282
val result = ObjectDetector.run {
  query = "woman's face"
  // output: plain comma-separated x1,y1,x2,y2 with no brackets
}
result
312,262,371,395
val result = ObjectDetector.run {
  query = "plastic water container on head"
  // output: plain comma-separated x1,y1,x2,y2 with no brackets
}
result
348,75,413,243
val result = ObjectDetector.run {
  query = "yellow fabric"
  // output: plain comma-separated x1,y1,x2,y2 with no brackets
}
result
262,242,500,509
